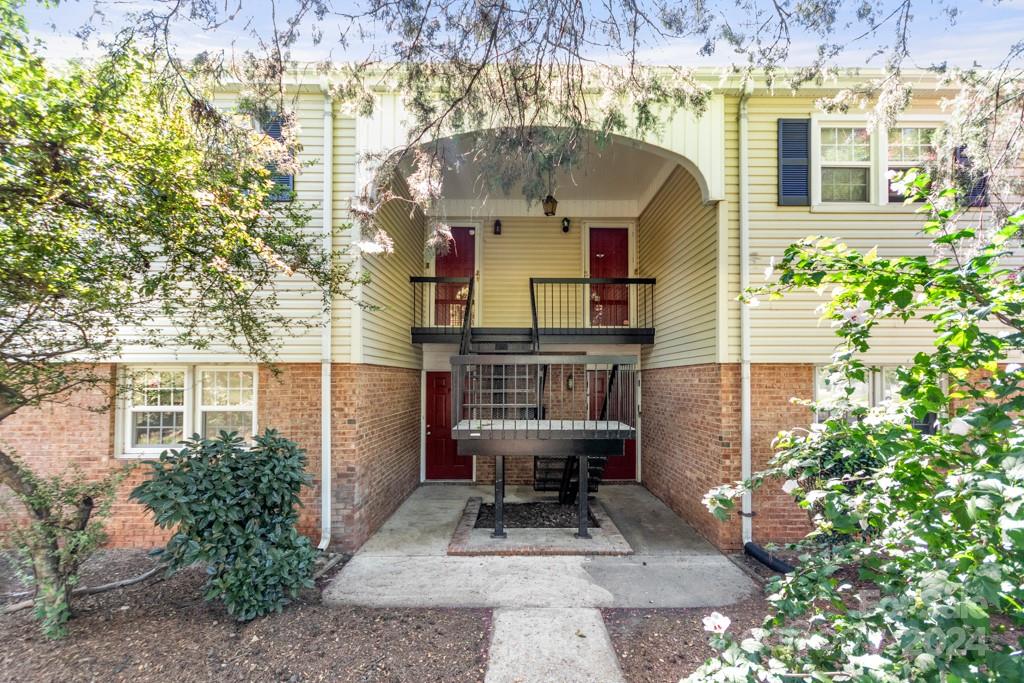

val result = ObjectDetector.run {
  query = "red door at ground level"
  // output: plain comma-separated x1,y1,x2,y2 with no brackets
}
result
588,370,637,481
434,227,475,327
589,227,630,327
425,372,473,480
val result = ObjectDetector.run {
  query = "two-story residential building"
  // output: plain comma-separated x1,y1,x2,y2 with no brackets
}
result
0,69,979,553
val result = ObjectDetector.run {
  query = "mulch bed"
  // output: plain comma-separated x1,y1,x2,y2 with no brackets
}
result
1,550,491,683
475,502,598,529
603,597,771,683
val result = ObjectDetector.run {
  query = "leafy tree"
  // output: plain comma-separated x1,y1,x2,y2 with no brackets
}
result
695,178,1024,680
0,0,356,635
39,1,1023,247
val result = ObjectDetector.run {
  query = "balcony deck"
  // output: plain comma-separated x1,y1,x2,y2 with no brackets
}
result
410,276,655,346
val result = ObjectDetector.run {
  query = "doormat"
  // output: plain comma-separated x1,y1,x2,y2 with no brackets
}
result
449,497,632,556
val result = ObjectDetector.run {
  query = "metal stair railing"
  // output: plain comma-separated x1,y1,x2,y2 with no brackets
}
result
458,277,475,355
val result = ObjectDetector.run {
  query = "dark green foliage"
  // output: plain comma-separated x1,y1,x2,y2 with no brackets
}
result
131,430,316,621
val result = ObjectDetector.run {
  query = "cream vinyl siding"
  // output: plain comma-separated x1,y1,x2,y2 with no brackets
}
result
639,166,718,368
725,94,978,364
116,91,327,363
477,217,584,327
359,176,424,369
331,114,357,362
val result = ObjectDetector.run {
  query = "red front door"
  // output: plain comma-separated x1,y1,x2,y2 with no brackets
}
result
425,372,473,480
588,370,637,481
434,227,475,327
589,228,629,327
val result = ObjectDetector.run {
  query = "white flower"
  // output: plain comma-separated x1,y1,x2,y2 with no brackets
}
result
764,256,776,280
781,479,800,494
806,634,828,650
1006,363,1021,374
848,653,888,670
702,611,731,634
356,240,387,254
948,418,972,436
747,296,761,308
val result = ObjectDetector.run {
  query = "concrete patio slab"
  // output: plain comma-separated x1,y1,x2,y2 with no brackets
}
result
323,484,756,610
485,608,625,683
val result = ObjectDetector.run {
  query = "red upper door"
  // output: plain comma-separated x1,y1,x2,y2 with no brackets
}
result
425,372,473,480
434,227,475,327
589,228,629,327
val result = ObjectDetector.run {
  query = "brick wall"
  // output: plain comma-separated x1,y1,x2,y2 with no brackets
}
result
329,364,421,551
640,363,813,551
0,363,422,554
257,364,323,539
0,365,171,548
641,363,741,549
749,364,815,543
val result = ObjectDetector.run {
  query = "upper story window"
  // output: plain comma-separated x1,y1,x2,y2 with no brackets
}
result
820,127,872,203
887,126,937,202
121,365,257,458
810,116,946,209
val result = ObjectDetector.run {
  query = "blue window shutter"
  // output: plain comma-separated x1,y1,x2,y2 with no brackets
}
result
955,146,989,207
261,114,284,140
778,119,810,206
267,170,294,202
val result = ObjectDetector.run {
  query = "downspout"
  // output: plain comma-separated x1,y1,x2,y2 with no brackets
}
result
738,82,794,573
738,84,753,548
318,84,334,551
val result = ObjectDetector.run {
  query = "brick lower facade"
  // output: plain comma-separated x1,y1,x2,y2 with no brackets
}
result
0,362,421,553
640,363,814,551
1,360,813,554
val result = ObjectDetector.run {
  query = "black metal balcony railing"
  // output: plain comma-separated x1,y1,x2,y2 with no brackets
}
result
411,276,473,341
530,278,655,343
450,354,637,455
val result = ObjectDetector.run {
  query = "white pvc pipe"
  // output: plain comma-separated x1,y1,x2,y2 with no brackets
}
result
318,86,334,551
738,86,753,546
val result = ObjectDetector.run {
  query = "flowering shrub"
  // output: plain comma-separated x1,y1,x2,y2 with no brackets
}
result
693,182,1024,681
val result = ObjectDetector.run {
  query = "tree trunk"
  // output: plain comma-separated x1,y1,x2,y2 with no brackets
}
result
29,534,72,636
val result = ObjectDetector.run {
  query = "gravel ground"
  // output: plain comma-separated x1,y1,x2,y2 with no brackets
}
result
1,550,491,683
603,598,771,683
475,502,598,529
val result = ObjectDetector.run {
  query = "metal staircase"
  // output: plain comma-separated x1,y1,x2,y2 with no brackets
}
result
439,275,638,539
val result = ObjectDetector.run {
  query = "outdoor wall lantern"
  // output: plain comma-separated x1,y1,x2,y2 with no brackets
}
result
542,194,558,216
493,219,502,235
566,374,574,390
561,217,571,233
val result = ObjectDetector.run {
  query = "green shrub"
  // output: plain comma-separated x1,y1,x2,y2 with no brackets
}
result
131,430,316,621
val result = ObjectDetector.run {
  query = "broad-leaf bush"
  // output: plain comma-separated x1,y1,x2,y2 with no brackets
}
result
693,180,1024,681
131,430,316,621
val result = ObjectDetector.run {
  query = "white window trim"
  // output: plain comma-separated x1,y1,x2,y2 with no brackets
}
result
196,365,259,446
810,114,947,211
119,364,258,459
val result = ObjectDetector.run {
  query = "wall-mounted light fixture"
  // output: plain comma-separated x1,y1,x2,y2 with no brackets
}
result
566,374,574,390
561,217,571,233
493,219,502,235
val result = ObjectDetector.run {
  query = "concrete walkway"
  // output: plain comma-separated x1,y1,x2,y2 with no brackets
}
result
323,484,756,681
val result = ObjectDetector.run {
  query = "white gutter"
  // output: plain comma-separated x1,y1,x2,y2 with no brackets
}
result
738,84,753,546
318,85,334,551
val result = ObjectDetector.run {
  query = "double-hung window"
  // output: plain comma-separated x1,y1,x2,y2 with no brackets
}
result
819,126,873,203
886,126,937,202
120,365,257,457
810,116,946,208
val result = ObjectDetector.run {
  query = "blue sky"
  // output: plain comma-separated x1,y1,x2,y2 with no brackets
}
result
23,0,1024,69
